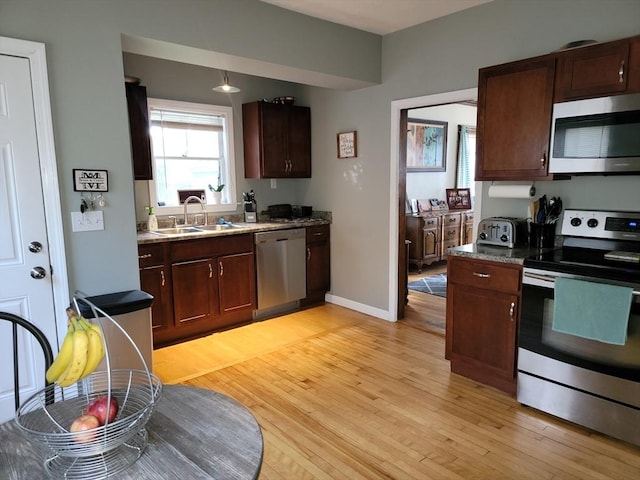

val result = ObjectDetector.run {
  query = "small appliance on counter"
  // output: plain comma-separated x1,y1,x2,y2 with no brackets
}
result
477,217,528,248
267,204,316,222
243,190,257,223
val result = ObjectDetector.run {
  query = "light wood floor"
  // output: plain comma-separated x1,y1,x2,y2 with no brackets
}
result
153,303,639,479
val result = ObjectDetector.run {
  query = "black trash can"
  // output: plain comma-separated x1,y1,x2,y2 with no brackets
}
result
76,290,154,372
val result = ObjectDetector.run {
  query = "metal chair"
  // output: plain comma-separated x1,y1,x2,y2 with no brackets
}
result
0,311,54,411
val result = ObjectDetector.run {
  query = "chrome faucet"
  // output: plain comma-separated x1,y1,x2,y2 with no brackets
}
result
183,196,207,225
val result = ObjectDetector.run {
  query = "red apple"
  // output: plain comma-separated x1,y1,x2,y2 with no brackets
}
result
85,394,119,426
70,414,100,443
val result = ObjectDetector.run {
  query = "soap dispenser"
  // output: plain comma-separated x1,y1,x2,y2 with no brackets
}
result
146,206,158,231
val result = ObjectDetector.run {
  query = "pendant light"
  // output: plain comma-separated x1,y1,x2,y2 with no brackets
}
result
213,71,240,93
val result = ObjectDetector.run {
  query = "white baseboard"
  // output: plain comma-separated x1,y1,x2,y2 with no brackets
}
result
324,294,396,322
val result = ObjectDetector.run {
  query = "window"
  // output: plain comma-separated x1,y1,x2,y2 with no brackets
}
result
455,125,476,197
147,98,236,211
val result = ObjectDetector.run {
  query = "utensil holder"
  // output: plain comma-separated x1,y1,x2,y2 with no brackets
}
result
529,222,556,249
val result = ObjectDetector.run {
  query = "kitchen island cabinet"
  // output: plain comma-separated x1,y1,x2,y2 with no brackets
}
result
475,55,555,181
446,255,522,395
242,101,311,178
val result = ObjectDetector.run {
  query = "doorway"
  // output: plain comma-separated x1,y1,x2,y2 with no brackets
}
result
390,89,478,321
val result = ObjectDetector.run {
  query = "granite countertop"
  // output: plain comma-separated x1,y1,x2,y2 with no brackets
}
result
447,243,556,265
137,218,330,245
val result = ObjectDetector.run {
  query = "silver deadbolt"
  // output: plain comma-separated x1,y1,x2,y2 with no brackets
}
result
29,241,43,253
30,266,47,279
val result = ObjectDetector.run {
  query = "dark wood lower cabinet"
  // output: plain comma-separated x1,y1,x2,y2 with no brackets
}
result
139,234,255,348
302,224,330,306
140,225,328,347
446,255,522,395
218,252,256,324
172,258,219,327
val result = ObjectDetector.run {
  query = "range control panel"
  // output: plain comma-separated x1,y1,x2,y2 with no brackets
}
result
561,209,640,241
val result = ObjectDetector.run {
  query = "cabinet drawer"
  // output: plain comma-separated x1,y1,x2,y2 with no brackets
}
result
442,213,461,227
441,239,459,256
442,226,461,242
171,234,253,262
422,216,439,228
138,243,167,268
462,211,474,223
306,224,330,243
448,257,521,294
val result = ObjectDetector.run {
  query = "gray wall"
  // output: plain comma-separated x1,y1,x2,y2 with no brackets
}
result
2,0,640,315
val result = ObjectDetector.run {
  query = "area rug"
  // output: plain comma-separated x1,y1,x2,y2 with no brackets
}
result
408,273,447,298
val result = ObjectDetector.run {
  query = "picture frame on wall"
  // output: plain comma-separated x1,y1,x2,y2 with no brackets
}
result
337,131,357,158
73,169,109,192
406,119,447,172
446,188,471,210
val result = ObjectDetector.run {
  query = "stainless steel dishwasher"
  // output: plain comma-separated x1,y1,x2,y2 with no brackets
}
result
254,228,306,318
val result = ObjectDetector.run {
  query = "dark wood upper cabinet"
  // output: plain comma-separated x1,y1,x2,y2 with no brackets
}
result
125,82,153,180
475,55,556,181
242,101,311,178
555,36,640,102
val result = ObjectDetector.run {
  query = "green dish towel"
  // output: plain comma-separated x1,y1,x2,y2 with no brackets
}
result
552,277,633,345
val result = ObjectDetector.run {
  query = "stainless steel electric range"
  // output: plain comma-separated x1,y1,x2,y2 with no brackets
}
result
518,209,640,446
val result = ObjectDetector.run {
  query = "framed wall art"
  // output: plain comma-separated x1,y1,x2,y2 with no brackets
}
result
446,188,471,210
73,169,109,192
406,119,447,172
337,131,357,158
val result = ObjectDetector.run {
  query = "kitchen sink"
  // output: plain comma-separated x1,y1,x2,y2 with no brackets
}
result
148,224,242,236
149,227,203,236
197,224,239,231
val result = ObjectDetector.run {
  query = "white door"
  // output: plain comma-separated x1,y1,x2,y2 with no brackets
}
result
0,50,63,423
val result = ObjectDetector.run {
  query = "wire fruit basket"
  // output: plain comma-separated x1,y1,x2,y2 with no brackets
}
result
15,295,162,479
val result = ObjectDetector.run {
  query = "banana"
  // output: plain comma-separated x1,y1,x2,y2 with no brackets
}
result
78,317,105,380
56,317,89,387
45,323,75,383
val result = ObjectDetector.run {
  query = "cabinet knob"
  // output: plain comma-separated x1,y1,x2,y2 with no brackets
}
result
139,253,152,259
540,154,546,168
161,270,165,287
509,301,516,320
307,247,311,260
619,60,625,84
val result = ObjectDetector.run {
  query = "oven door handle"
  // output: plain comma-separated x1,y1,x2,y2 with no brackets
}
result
523,271,640,296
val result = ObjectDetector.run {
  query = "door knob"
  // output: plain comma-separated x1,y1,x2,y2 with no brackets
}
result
30,266,47,279
29,241,43,253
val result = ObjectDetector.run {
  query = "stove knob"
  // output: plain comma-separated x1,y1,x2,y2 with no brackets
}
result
479,232,487,240
500,234,509,242
587,218,599,228
570,217,582,227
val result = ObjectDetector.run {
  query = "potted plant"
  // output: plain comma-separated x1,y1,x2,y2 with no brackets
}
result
208,183,225,204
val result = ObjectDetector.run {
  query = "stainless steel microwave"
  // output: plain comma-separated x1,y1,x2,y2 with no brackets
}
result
549,92,640,174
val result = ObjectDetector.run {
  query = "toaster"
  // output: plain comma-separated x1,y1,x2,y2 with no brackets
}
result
477,217,528,248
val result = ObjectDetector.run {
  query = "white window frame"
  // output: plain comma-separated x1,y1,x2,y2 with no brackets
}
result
146,98,237,217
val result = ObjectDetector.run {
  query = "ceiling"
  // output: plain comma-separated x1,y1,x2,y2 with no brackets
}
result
259,0,493,35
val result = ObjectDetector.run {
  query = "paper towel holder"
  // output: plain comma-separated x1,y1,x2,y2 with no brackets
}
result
488,183,536,199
